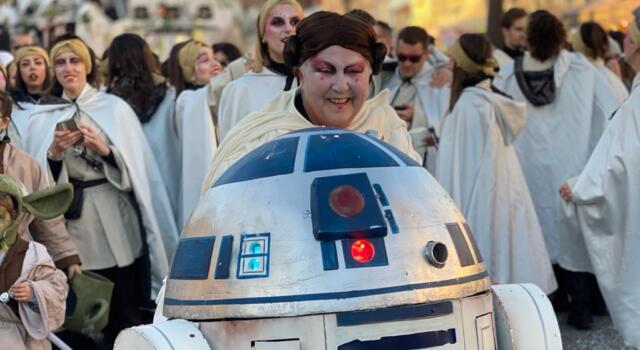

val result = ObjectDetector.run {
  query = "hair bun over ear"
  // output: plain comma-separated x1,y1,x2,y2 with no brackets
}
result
283,35,302,68
371,42,387,75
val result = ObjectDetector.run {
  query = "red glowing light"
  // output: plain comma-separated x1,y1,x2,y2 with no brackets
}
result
351,239,375,263
329,185,365,218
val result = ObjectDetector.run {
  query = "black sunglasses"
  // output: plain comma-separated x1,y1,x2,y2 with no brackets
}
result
397,54,423,63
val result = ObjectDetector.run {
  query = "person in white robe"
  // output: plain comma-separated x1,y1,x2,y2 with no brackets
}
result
9,46,61,149
493,11,619,265
166,40,220,227
493,8,527,68
436,34,556,293
382,26,450,173
105,33,181,225
556,12,640,347
570,22,629,104
203,11,420,189
217,0,305,141
24,37,178,342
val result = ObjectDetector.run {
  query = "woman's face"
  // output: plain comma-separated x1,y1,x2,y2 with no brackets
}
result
263,4,302,63
19,54,47,93
53,51,87,98
299,45,372,128
194,46,217,85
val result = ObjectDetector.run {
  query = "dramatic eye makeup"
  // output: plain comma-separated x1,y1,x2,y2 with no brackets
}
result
345,62,365,74
310,58,334,73
269,15,300,27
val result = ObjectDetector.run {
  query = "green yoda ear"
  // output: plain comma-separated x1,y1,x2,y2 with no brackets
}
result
22,183,74,220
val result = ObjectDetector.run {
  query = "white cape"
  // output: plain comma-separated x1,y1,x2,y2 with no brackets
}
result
8,101,36,149
593,60,629,105
557,75,640,348
493,50,618,262
24,86,179,297
141,87,180,224
218,67,291,141
175,86,218,227
436,82,556,293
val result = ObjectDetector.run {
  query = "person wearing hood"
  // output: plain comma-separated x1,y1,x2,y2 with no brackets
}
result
0,175,72,350
571,21,629,104
202,11,420,189
24,35,178,343
381,26,450,173
493,10,619,328
435,33,556,294
106,33,181,225
556,9,640,346
9,46,63,149
217,0,304,141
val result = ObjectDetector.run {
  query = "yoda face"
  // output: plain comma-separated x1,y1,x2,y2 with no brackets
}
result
0,194,17,232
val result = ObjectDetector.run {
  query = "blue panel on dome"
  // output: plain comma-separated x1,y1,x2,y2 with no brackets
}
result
213,137,299,187
311,173,387,241
304,133,398,172
463,223,483,263
365,135,422,167
214,235,234,279
446,223,475,267
170,237,215,280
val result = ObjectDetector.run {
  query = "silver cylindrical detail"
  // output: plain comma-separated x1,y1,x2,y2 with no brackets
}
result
425,241,448,268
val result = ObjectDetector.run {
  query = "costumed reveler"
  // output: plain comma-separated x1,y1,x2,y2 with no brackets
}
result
556,9,640,347
23,36,178,342
0,91,81,280
217,0,304,141
203,11,420,188
381,26,450,172
435,34,556,293
106,33,180,224
493,11,619,323
0,175,71,349
9,46,61,149
570,21,629,104
166,40,219,227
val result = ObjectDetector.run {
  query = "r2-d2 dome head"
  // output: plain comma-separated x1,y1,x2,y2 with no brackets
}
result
164,128,489,320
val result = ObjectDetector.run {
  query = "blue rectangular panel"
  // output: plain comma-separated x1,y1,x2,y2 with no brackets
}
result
462,223,484,263
446,223,475,267
336,301,453,326
338,329,456,349
372,184,389,206
384,209,399,234
170,237,215,280
310,173,387,241
321,241,339,271
214,235,234,279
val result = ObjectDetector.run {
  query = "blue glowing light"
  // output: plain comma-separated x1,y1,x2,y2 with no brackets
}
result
250,242,262,254
248,258,261,271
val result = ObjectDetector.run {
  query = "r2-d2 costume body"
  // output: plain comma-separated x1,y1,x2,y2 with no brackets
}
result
116,129,562,350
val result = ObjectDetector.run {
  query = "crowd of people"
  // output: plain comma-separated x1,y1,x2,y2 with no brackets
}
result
0,0,638,349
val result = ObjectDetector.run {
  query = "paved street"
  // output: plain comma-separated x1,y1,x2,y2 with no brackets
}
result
558,312,636,350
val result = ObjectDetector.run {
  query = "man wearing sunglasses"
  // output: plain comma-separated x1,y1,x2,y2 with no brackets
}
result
382,26,450,173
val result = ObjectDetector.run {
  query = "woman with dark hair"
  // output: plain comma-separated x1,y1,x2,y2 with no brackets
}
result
557,9,640,346
494,10,619,330
106,33,180,224
203,11,419,187
571,22,628,102
8,46,59,148
435,34,556,293
217,0,304,141
213,42,242,68
23,35,178,343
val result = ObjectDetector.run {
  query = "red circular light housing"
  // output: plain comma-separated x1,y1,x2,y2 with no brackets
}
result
329,185,365,218
351,239,375,263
